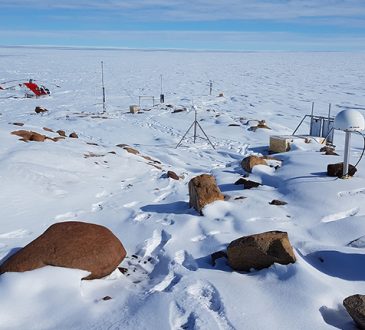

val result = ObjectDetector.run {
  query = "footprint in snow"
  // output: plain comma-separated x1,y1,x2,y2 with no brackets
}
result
191,230,220,242
338,188,365,197
173,250,198,271
169,281,234,330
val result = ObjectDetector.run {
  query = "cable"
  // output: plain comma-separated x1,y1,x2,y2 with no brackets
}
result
353,131,365,169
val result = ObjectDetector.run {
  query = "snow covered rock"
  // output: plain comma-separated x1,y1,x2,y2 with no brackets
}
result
241,155,268,173
343,294,365,329
69,132,78,138
227,231,296,271
327,162,357,178
0,221,126,280
188,174,224,215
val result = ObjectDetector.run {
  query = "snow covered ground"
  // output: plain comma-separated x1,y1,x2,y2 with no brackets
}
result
1,47,365,329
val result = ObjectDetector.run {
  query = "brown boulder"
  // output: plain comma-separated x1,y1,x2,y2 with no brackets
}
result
57,130,66,137
188,174,224,214
0,221,126,280
343,294,365,329
43,127,54,132
241,155,268,173
35,106,48,114
69,132,78,138
167,171,179,180
11,130,46,142
327,162,357,178
227,231,296,271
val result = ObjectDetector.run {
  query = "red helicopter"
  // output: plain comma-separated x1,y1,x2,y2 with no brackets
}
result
0,79,52,98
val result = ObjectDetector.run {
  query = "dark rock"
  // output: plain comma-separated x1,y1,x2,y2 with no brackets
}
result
57,130,66,137
11,122,24,127
167,171,179,180
69,132,78,138
327,162,357,178
227,231,296,271
188,174,224,215
0,221,126,280
35,106,48,114
234,178,261,189
343,294,365,329
269,199,287,206
102,296,112,301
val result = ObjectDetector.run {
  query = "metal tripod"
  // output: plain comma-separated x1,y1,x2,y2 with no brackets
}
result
175,107,215,149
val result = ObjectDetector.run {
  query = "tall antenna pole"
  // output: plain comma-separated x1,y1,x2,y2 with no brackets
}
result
209,80,213,96
101,61,106,113
160,74,164,103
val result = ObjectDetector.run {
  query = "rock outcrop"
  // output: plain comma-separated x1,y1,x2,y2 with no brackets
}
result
227,231,296,271
0,221,126,280
188,174,224,214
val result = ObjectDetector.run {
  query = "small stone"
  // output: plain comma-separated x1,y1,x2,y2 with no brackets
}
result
102,296,112,301
43,127,54,132
11,122,24,126
35,106,48,114
69,132,78,138
234,178,261,189
123,147,139,155
57,130,66,137
167,171,179,180
269,200,287,206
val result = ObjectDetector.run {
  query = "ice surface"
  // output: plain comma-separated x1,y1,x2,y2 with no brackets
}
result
1,47,365,329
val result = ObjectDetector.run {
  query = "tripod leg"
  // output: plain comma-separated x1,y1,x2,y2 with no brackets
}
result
196,122,215,149
176,122,195,148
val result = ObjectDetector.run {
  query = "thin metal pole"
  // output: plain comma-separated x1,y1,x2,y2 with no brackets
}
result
209,80,213,96
101,61,106,113
160,74,163,95
193,108,197,143
311,102,314,117
343,131,351,178
175,122,195,148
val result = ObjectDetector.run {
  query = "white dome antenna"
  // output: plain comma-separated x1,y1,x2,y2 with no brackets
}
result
334,109,365,178
334,109,365,132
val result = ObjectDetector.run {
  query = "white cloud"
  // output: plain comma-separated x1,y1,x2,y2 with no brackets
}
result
1,0,365,22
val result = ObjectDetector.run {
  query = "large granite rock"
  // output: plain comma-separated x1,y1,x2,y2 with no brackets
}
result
343,294,365,329
188,174,224,215
227,231,296,271
0,221,126,280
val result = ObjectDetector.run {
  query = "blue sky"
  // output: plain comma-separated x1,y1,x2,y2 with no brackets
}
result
0,0,365,51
